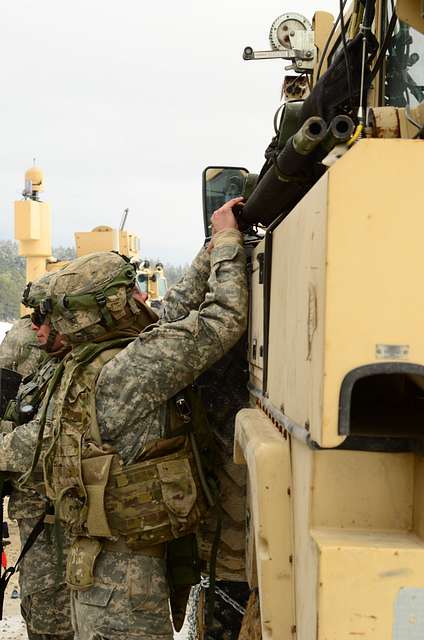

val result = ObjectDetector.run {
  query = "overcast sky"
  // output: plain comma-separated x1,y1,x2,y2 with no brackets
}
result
0,0,339,263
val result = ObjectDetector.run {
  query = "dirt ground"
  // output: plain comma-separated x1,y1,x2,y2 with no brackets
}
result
1,513,27,638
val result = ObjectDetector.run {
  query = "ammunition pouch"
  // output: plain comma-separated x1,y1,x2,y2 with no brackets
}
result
66,537,102,590
81,435,209,549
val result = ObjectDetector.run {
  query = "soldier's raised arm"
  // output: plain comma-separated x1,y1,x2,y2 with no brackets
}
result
96,198,247,456
160,246,210,322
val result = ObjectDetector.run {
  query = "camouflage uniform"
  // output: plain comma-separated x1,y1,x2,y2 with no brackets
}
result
6,360,74,640
15,516,74,640
0,316,47,376
0,231,247,640
160,246,210,323
0,312,73,639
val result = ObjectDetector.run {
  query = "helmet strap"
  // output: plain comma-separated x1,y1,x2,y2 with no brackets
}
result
45,326,58,353
127,294,140,316
94,292,114,327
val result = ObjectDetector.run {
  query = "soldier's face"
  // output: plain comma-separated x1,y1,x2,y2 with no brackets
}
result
32,321,49,345
31,318,64,351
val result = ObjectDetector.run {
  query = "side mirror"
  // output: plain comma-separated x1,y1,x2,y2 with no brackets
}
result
202,166,249,237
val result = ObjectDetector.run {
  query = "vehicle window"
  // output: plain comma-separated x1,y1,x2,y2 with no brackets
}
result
384,4,424,107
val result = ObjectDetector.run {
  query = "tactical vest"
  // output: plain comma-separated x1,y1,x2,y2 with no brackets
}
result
3,357,59,425
41,340,209,563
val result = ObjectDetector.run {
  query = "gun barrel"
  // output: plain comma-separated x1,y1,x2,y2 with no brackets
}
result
240,117,327,227
320,115,355,153
292,117,327,156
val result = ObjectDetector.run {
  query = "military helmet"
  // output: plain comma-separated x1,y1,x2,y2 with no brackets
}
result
42,252,157,343
22,271,55,309
21,271,58,328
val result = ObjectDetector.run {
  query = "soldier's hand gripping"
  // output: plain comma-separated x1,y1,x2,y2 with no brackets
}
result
211,197,243,233
208,197,244,252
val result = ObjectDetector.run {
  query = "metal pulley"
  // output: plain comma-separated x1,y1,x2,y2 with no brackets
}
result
243,11,315,73
269,13,312,50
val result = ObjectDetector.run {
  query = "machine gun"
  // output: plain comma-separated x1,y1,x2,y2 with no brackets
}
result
203,5,378,232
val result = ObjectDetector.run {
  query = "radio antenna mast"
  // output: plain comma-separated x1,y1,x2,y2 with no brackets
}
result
119,208,129,231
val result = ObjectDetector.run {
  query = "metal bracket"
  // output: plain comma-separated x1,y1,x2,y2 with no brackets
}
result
243,31,315,73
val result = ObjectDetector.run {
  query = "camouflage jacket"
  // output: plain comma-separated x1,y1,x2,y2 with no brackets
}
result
0,233,248,472
95,234,247,464
7,356,60,521
160,245,210,322
0,324,67,597
0,318,52,520
0,317,47,377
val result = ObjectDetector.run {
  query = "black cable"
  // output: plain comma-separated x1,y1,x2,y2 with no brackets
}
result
413,123,424,139
363,0,376,28
340,0,354,111
357,0,377,123
369,10,397,82
316,0,349,81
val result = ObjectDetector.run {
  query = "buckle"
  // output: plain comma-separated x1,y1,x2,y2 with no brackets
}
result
95,292,107,306
40,297,53,314
175,396,191,423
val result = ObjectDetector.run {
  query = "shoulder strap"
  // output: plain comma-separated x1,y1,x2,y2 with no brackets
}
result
73,336,136,366
86,347,125,445
0,510,47,619
18,357,69,488
19,337,136,489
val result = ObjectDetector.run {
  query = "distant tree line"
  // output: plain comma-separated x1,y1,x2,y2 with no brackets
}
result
0,241,188,322
0,241,26,321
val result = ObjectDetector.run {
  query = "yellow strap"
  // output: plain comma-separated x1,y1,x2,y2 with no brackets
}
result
347,123,364,147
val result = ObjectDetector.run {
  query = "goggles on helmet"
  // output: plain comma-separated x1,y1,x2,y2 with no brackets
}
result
30,307,48,328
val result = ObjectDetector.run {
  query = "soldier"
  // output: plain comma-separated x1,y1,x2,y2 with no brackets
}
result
0,274,74,640
0,316,47,376
0,197,247,639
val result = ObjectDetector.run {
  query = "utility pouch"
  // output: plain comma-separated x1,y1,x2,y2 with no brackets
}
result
66,537,102,590
81,453,116,538
104,436,209,548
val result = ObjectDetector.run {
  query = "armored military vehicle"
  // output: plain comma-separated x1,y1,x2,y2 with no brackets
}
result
200,1,424,638
136,260,168,307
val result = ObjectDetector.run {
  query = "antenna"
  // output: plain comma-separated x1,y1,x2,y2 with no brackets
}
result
119,208,129,231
